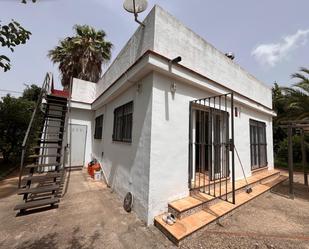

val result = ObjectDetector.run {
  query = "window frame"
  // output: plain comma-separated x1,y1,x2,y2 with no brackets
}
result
112,101,133,143
249,119,267,170
94,114,103,139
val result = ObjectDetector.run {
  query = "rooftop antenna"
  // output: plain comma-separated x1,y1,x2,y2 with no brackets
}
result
123,0,148,27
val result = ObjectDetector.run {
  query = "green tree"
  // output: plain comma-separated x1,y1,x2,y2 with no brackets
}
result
48,25,113,88
0,20,31,72
272,67,309,165
281,67,309,120
272,83,287,154
0,85,41,163
22,84,41,102
0,96,34,162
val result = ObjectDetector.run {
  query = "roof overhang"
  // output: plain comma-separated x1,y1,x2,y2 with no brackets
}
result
92,50,276,116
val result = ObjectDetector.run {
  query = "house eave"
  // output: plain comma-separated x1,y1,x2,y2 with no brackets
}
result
92,50,276,116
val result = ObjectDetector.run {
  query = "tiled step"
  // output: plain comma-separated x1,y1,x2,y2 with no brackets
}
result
169,169,280,219
155,174,288,246
14,197,59,211
191,177,230,191
192,169,280,194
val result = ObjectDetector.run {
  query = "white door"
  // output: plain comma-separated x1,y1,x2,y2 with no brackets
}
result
68,124,87,167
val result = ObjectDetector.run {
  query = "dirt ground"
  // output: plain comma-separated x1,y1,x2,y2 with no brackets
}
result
0,169,308,249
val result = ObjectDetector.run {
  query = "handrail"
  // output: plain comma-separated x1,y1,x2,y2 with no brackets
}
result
61,78,73,197
18,72,53,188
67,77,73,169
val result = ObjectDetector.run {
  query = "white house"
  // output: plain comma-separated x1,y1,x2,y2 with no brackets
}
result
68,5,275,226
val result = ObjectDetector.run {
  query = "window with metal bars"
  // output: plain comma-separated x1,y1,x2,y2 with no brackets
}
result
112,101,133,143
94,115,103,139
250,119,267,170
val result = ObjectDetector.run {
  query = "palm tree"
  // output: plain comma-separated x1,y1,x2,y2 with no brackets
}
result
48,25,113,88
283,67,309,120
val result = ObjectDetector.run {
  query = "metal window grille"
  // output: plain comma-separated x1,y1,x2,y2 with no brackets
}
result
94,115,103,139
189,93,235,204
250,119,267,169
113,101,133,143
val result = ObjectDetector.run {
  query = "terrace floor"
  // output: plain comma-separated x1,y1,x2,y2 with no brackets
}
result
0,169,308,249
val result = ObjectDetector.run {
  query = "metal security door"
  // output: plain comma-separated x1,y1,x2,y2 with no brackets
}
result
69,124,87,167
189,93,235,204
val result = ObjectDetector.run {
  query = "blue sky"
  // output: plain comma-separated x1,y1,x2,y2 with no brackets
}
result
1,0,308,97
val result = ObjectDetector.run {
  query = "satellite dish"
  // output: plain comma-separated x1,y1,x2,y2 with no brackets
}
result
123,0,148,14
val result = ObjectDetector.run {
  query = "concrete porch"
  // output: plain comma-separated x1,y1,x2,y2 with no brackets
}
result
154,169,288,245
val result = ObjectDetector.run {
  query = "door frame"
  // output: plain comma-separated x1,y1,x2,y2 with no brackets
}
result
67,123,87,167
188,92,236,204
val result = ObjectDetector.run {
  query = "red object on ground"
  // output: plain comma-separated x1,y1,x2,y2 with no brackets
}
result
87,163,93,175
90,163,101,178
51,89,69,98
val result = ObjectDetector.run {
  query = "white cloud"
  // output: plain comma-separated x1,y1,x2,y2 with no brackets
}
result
252,29,309,67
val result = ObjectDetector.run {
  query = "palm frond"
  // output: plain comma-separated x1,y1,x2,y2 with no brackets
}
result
48,25,113,87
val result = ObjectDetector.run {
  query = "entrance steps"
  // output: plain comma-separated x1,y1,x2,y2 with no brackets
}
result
154,169,287,246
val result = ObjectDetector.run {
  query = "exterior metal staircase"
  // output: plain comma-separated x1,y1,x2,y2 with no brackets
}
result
14,73,71,214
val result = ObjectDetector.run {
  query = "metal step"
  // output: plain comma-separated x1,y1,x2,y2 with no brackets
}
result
22,172,62,183
47,98,67,104
17,184,60,195
29,154,62,158
44,108,67,113
44,124,64,128
36,139,62,143
33,145,62,150
47,95,68,100
26,162,62,168
45,103,67,108
45,114,65,120
37,131,63,135
45,117,65,122
14,197,59,211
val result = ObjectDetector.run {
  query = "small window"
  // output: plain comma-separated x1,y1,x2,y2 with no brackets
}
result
250,119,267,170
94,115,103,139
113,101,133,143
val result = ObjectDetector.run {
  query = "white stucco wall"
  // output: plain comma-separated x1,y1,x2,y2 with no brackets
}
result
148,72,274,223
95,8,156,99
92,73,153,222
71,78,97,104
79,5,275,225
152,5,272,108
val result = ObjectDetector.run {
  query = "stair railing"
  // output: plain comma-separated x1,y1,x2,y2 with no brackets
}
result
61,78,73,197
61,77,73,171
18,73,54,188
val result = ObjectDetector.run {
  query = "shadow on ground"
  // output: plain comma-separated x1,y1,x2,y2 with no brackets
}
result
271,176,309,202
0,172,18,199
14,227,101,249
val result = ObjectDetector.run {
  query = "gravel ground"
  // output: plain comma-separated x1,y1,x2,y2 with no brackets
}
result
180,172,309,249
0,170,308,249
